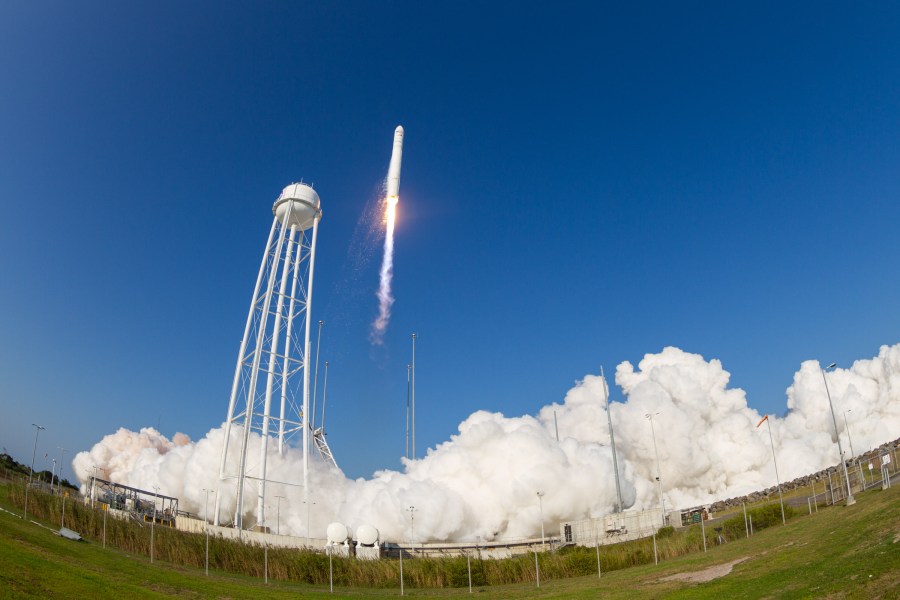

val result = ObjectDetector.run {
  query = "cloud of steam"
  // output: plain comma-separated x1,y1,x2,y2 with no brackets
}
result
74,343,900,542
370,197,397,345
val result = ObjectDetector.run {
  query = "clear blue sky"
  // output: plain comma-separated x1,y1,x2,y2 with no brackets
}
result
2,2,898,482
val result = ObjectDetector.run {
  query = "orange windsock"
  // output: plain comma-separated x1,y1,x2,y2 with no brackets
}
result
756,414,769,428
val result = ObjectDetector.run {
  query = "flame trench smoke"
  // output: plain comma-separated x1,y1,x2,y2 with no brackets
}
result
371,197,397,344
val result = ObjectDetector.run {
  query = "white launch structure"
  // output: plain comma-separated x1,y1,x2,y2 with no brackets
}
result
218,182,335,531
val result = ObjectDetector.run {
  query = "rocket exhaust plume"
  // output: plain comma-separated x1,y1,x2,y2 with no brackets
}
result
371,125,404,344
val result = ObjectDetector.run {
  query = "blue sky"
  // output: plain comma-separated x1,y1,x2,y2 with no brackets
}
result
1,2,898,482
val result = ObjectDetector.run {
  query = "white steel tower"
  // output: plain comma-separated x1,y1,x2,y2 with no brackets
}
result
218,182,323,531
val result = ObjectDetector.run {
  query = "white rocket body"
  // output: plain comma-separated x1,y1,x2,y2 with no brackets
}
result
386,125,404,200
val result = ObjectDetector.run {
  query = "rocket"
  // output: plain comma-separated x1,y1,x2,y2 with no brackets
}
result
386,125,404,202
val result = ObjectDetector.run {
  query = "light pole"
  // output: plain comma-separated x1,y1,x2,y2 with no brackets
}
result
411,333,417,460
601,367,623,513
91,465,98,509
56,447,66,495
407,506,417,553
645,413,666,525
303,499,316,545
203,488,216,575
312,320,324,428
25,423,45,521
757,415,786,525
536,492,546,551
406,363,411,460
843,410,855,460
275,495,285,536
151,486,159,563
821,363,855,505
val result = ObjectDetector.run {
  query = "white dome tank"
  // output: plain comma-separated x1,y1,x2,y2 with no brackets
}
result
272,183,321,231
326,522,350,544
356,524,379,546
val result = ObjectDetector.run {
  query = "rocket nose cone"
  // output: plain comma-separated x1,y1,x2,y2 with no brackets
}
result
394,125,404,137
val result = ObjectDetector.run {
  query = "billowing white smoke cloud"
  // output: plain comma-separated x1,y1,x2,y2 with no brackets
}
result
74,344,900,542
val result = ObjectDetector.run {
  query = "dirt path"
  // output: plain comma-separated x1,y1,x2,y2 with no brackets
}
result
659,557,750,584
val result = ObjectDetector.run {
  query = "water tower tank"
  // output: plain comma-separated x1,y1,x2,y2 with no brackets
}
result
272,183,321,231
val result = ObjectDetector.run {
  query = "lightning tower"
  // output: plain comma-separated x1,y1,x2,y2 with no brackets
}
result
217,182,330,531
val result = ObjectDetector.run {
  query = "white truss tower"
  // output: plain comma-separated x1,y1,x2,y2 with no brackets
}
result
218,183,322,531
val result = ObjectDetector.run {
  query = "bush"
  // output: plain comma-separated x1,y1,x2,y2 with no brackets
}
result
656,525,675,539
722,502,797,539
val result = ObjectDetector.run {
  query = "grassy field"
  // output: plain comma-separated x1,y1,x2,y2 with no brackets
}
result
1,480,898,599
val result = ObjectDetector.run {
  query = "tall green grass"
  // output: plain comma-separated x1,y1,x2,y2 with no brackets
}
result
4,481,801,589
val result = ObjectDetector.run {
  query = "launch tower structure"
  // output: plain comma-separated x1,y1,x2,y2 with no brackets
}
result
218,182,331,531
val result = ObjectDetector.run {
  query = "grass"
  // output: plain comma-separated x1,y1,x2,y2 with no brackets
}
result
1,478,898,598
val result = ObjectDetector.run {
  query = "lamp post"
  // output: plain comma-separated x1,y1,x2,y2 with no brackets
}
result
275,495,285,536
843,410,855,460
407,506,418,553
303,499,316,545
312,320,324,428
91,465,98,509
645,413,666,525
56,447,66,495
25,423,45,521
536,492,545,551
411,333,417,460
821,363,855,505
757,415,786,525
601,367,623,513
151,486,159,563
203,488,216,575
406,363,411,460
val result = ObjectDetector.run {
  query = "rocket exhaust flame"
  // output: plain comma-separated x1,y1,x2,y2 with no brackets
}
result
371,126,404,345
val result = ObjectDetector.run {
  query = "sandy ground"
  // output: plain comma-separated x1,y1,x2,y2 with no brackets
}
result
659,557,749,584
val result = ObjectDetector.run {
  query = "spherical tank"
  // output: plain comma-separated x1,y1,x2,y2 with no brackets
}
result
326,522,350,544
356,524,379,546
272,183,321,231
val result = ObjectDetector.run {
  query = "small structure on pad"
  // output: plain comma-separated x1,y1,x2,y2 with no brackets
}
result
560,508,666,547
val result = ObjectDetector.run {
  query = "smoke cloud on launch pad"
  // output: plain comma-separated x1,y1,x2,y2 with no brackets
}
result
74,343,900,543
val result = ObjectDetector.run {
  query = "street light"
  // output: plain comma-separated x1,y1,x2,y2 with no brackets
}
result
411,333,417,460
406,363,411,460
203,488,216,575
645,413,666,525
312,320,324,429
757,415,786,525
843,410,855,460
303,499,317,545
151,485,160,563
91,465,98,509
536,492,545,551
821,363,855,506
601,366,623,513
25,423,45,521
56,447,66,495
407,506,418,552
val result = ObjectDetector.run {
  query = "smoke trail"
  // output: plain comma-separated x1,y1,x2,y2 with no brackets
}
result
74,343,900,543
370,196,397,345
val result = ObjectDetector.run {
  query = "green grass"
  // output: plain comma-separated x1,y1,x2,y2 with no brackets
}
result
1,479,898,598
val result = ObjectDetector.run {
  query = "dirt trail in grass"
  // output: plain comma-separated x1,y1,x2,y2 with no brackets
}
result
659,557,749,584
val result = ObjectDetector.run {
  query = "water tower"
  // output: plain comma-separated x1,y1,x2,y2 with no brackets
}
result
217,182,328,530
